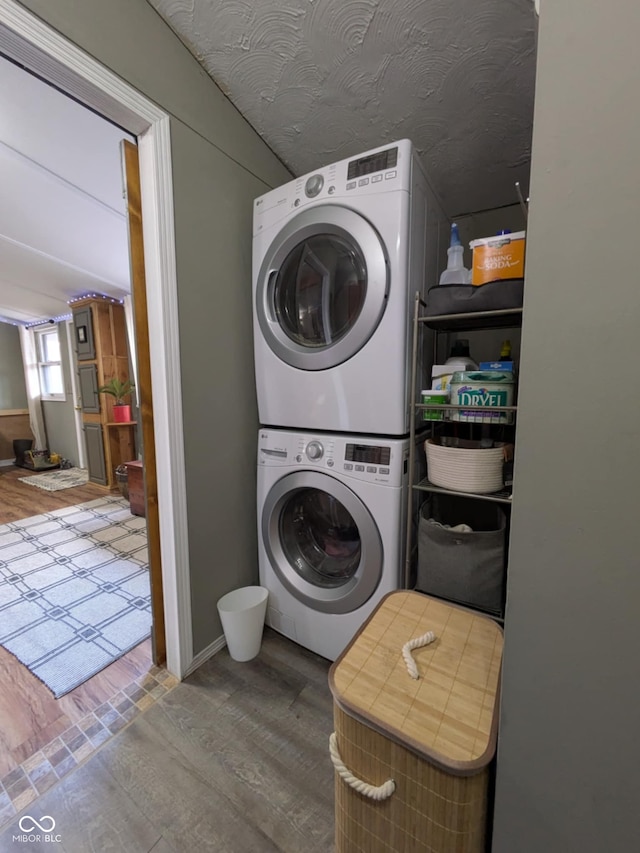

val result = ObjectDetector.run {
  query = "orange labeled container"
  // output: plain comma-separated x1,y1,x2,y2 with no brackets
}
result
470,230,526,285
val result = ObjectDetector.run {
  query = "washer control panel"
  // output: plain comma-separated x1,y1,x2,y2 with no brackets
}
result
259,431,405,486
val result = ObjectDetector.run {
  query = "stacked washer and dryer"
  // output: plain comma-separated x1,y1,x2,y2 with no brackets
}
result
253,140,446,661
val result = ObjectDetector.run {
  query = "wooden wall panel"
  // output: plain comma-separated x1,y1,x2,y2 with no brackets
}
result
0,412,34,460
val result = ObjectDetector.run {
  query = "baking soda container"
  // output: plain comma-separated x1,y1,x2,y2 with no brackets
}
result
449,371,515,424
469,231,526,285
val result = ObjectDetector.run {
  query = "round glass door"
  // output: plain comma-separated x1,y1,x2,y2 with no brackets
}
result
274,235,367,349
279,488,361,588
262,471,384,614
256,205,389,371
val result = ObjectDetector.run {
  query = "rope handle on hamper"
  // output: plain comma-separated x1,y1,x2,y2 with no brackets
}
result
402,631,436,679
329,733,395,801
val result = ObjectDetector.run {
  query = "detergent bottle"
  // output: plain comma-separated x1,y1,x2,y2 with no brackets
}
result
439,223,471,285
445,339,478,370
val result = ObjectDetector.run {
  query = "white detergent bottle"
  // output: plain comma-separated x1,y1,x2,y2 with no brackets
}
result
445,339,478,370
439,223,471,285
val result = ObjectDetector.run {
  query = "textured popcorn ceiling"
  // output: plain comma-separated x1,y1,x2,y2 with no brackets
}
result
148,0,537,214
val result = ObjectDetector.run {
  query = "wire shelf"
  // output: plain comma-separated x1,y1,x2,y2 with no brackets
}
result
413,477,513,505
419,306,523,332
417,402,516,425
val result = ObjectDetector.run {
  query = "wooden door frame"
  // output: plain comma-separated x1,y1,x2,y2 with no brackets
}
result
0,0,193,677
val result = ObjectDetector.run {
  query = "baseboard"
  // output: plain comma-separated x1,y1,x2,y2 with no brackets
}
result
183,633,226,677
0,459,14,467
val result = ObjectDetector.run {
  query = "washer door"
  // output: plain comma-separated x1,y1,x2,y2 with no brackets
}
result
256,205,389,371
262,471,383,614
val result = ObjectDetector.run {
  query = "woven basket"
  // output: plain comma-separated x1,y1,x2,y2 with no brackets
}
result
425,437,506,494
329,591,503,853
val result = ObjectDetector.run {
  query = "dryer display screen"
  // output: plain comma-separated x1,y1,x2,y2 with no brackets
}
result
345,444,391,465
347,147,398,179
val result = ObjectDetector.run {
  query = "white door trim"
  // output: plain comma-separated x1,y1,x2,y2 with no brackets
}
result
0,0,193,677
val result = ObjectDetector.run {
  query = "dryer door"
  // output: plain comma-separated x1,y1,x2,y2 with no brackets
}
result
256,205,389,370
262,471,383,614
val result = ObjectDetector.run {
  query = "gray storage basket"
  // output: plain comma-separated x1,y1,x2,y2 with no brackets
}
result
417,495,506,614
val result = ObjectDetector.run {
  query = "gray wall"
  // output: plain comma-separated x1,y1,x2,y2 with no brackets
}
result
20,0,291,655
493,2,640,851
41,322,79,466
0,322,28,409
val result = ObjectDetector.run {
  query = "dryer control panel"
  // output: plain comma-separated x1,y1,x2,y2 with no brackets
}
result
253,139,414,234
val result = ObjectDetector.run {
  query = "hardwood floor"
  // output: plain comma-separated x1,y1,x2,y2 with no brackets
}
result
0,466,155,778
0,630,336,852
0,465,108,524
0,640,152,776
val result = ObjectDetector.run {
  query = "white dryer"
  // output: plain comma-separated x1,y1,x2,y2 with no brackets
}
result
257,428,412,661
253,139,447,436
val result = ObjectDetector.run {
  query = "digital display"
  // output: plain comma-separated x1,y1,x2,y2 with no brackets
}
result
345,444,391,465
347,147,398,180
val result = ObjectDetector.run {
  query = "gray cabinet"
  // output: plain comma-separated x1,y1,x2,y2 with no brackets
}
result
73,307,95,361
84,423,107,485
78,364,100,413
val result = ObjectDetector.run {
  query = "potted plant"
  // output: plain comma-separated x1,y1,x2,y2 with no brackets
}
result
99,377,135,423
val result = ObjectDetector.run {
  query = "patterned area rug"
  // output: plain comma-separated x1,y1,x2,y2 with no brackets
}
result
18,468,89,492
0,497,150,698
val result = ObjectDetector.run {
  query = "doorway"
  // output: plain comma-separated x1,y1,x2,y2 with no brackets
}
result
0,0,192,680
0,57,160,786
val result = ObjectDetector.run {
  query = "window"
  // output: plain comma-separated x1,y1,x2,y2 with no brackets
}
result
36,327,66,401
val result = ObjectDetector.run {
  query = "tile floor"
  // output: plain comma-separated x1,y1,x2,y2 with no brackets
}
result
0,665,178,831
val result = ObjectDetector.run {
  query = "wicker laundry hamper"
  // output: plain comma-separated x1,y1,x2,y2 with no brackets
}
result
329,590,503,853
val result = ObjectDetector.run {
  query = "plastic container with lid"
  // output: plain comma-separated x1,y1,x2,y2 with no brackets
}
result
449,370,515,424
469,230,526,285
421,389,449,421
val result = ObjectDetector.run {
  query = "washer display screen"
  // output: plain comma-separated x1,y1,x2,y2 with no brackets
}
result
345,444,391,465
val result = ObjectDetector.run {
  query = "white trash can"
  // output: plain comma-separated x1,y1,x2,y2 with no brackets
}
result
216,586,269,662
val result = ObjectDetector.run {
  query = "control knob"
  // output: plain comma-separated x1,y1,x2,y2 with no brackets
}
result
306,441,324,460
305,174,324,198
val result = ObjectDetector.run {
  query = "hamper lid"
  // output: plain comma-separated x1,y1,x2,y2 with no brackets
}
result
329,591,503,775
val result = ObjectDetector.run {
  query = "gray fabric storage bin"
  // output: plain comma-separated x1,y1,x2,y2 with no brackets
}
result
417,495,506,614
425,279,524,330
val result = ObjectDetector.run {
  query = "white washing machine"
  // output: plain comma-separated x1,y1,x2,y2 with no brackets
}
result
253,139,447,436
257,428,413,661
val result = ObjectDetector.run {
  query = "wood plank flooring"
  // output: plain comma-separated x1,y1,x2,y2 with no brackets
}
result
0,640,152,776
0,466,154,776
0,465,109,525
0,630,336,853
